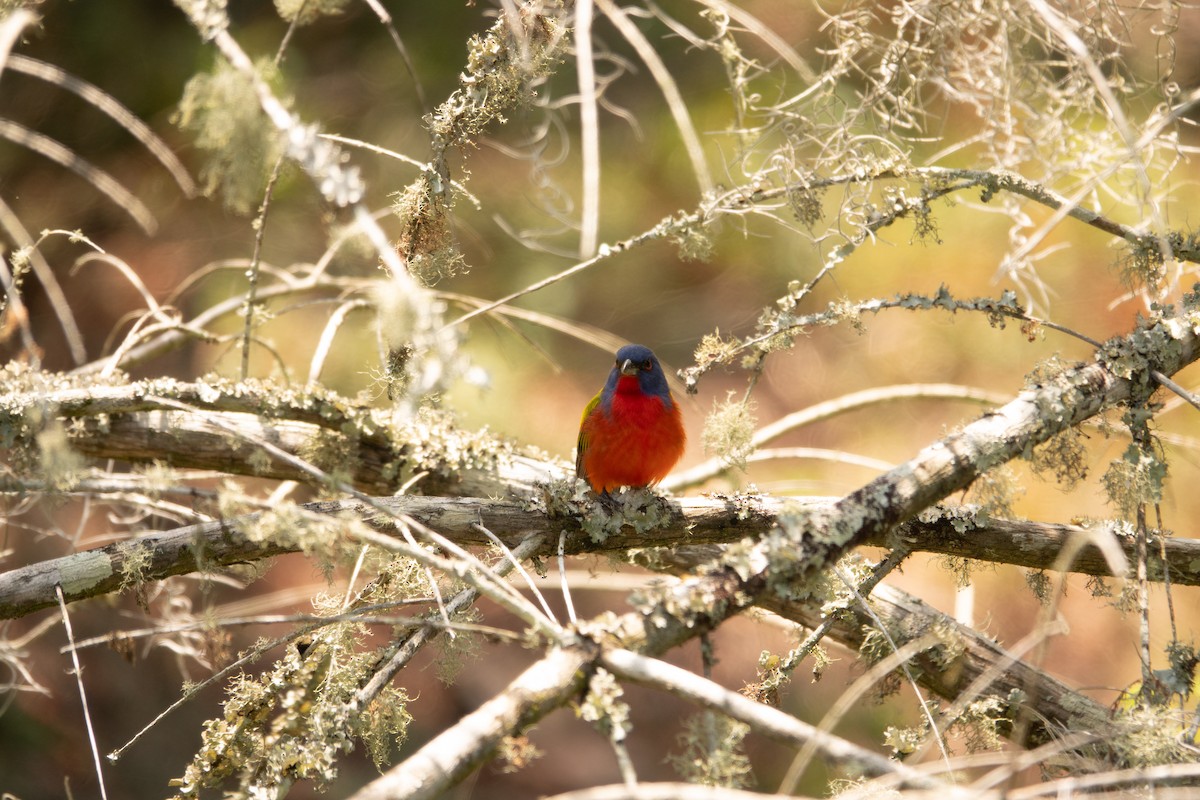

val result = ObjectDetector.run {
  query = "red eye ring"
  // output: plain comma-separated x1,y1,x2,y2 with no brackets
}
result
641,361,652,371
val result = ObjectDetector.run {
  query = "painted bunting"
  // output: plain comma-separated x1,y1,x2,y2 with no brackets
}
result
576,344,686,493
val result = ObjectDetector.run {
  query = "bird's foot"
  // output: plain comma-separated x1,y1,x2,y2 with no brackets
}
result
596,489,623,511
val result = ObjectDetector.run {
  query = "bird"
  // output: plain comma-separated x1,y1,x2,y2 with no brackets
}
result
576,343,686,494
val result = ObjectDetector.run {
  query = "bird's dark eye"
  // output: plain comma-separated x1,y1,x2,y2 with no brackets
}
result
641,360,652,371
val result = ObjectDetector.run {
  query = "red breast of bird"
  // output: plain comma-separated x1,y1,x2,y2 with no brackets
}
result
576,344,686,493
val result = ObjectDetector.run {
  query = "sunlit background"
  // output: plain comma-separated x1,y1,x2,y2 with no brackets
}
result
3,2,1200,797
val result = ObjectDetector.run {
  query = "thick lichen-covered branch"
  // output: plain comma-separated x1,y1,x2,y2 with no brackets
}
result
757,579,1111,755
0,369,546,496
8,492,1200,621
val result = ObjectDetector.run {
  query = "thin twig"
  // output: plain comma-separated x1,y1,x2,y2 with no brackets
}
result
1137,503,1154,695
351,534,546,712
595,0,712,195
1152,370,1200,412
359,0,428,113
143,395,564,642
575,0,601,257
0,117,156,233
242,155,285,380
600,647,939,789
1157,505,1178,645
0,202,87,363
108,623,317,761
750,548,911,711
474,522,558,624
57,585,109,800
1008,762,1200,798
5,54,195,195
306,299,371,389
777,619,951,793
559,530,578,624
665,383,1006,490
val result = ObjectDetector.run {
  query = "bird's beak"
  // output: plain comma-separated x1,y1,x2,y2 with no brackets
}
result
620,359,638,376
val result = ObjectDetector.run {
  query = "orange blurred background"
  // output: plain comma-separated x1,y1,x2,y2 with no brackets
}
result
3,2,1200,797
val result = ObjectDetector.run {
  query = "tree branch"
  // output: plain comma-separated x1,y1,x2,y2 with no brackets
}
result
0,377,559,495
598,647,932,784
346,645,597,800
6,492,1200,620
758,580,1110,752
539,785,831,800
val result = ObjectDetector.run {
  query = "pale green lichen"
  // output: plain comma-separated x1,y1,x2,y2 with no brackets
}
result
389,176,467,285
668,713,753,788
1102,442,1167,520
238,502,366,579
1100,317,1183,401
859,614,964,700
963,464,1021,522
1164,641,1198,699
669,222,715,263
1085,574,1113,599
691,330,742,376
387,404,509,485
116,540,153,592
274,0,349,26
1035,427,1090,485
428,7,565,150
1108,705,1194,767
935,554,978,590
1026,408,1089,491
831,778,902,800
787,182,826,228
34,415,85,491
1110,580,1140,615
883,723,926,756
578,488,677,544
577,668,631,742
360,685,415,772
948,695,1010,753
173,0,229,38
2,369,516,496
1024,569,1052,604
921,506,988,587
702,392,756,472
173,620,413,796
58,553,116,596
748,637,832,707
174,60,286,215
298,429,359,491
916,503,982,535
496,735,544,774
390,3,565,290
432,607,483,685
247,447,274,476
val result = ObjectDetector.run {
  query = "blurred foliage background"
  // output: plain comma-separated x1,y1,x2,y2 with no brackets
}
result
4,1,1200,797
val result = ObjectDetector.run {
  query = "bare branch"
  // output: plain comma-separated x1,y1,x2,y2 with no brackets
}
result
5,54,196,196
346,645,596,800
9,487,1200,622
0,118,157,233
600,647,934,787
